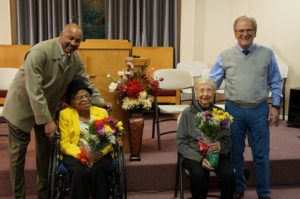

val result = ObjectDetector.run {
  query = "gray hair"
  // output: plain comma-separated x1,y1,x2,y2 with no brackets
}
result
194,78,216,91
233,15,257,31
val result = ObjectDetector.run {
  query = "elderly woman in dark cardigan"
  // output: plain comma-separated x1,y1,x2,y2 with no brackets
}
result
176,78,235,199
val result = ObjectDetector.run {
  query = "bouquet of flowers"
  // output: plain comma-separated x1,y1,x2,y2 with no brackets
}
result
78,117,125,167
196,108,233,168
107,58,162,111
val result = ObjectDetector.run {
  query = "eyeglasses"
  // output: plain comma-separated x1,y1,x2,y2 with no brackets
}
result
196,88,214,94
73,94,91,101
235,29,255,34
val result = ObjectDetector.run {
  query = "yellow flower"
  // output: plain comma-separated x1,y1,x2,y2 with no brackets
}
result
104,125,113,134
117,121,125,131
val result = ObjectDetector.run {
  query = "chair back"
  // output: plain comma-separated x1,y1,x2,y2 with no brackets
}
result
0,67,18,91
154,69,194,90
176,61,208,81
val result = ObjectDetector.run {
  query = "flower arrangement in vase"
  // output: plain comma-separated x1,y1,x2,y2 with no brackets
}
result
107,58,162,111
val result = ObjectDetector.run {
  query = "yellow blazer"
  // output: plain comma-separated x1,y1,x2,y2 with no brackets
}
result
59,105,112,158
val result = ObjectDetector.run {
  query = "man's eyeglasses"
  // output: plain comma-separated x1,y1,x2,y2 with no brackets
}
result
235,29,255,34
73,94,91,101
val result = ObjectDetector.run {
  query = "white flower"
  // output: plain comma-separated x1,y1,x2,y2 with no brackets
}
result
141,99,152,110
122,97,139,110
139,91,148,99
118,71,124,77
108,82,118,92
126,61,134,69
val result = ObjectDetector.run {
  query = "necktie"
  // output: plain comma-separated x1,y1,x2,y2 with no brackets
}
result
242,49,250,55
63,54,70,65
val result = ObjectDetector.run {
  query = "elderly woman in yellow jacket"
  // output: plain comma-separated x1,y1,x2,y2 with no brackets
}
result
59,79,113,199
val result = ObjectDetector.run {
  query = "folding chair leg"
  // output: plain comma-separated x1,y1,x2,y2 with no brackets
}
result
152,109,156,138
155,109,161,150
174,155,180,198
179,160,184,199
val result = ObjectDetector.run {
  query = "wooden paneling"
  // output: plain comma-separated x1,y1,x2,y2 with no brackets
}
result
0,45,31,67
132,46,174,70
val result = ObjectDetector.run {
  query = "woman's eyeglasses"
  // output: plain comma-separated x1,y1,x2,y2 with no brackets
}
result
73,94,91,101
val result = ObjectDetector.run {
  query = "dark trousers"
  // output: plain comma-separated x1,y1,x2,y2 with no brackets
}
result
8,121,51,199
63,154,113,199
182,154,235,199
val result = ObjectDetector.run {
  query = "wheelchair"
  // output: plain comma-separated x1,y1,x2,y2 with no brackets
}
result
48,133,127,199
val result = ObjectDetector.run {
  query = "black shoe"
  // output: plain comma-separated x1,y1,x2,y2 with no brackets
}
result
234,191,244,199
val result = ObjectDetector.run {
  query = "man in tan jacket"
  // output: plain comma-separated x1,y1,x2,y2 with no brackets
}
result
3,23,105,199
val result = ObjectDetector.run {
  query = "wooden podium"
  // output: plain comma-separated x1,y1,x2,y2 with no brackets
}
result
77,40,133,152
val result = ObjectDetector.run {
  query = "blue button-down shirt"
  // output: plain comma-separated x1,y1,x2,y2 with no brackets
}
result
209,44,282,106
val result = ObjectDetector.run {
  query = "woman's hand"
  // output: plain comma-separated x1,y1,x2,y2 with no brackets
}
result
207,141,221,153
90,152,103,163
202,158,215,170
77,150,89,166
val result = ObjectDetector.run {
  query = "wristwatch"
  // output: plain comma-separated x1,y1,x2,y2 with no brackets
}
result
272,105,280,110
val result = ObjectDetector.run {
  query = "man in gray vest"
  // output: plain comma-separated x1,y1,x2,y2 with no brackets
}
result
3,23,106,199
209,15,282,199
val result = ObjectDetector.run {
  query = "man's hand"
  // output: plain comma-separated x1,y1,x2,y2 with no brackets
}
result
269,107,280,126
44,121,57,139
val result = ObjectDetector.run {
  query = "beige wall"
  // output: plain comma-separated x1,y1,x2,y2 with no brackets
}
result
0,0,11,44
181,0,300,118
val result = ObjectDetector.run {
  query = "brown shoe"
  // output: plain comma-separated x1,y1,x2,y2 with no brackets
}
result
234,191,244,199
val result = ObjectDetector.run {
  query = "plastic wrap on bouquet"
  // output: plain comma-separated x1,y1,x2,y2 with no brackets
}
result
198,140,219,168
78,140,105,168
128,111,144,161
206,151,219,168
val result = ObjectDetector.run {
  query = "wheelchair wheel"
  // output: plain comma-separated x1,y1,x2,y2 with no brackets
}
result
48,137,60,199
111,145,127,199
48,133,67,199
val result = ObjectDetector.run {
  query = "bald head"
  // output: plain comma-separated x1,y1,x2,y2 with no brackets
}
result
59,23,83,54
62,23,83,36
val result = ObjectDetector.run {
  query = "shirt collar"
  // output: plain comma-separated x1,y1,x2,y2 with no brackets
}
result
237,43,255,52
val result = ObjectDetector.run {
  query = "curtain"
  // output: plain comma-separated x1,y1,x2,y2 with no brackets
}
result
16,0,82,45
105,0,180,66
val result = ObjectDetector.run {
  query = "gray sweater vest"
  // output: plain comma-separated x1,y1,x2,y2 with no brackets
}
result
221,45,273,106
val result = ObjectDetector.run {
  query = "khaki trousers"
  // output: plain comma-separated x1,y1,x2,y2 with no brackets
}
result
8,121,51,199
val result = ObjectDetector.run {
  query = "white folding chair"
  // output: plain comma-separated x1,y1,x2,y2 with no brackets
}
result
152,69,194,150
0,67,19,125
176,61,208,103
